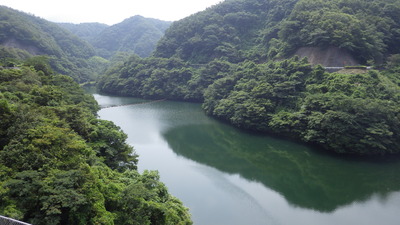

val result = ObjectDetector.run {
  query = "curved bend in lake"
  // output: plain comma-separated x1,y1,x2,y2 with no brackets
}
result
95,93,400,225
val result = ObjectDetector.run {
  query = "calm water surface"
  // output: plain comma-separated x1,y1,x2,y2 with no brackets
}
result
95,93,400,225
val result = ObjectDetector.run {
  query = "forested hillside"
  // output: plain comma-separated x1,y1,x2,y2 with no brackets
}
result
276,0,400,63
92,16,171,58
154,0,400,64
0,6,106,83
155,0,297,63
59,16,171,58
98,0,400,155
0,58,192,224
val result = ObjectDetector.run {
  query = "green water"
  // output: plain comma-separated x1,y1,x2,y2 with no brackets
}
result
95,93,400,225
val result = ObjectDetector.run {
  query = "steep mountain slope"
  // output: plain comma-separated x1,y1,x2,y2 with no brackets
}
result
154,0,400,64
154,0,298,63
276,0,400,64
92,16,172,58
0,6,98,82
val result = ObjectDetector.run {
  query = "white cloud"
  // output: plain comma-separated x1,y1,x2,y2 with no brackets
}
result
0,0,223,24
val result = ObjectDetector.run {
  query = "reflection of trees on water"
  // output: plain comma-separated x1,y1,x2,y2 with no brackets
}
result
162,123,400,212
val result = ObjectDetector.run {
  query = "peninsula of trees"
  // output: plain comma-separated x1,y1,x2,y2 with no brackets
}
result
98,0,400,155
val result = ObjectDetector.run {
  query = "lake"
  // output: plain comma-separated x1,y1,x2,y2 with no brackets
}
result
95,93,400,225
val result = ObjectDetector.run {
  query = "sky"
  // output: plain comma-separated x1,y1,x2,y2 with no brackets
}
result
0,0,223,25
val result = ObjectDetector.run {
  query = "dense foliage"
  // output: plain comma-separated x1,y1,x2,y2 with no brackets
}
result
154,0,298,63
99,56,195,101
0,58,192,224
154,0,400,64
98,55,239,101
277,0,400,63
0,46,32,66
203,57,400,155
0,6,107,82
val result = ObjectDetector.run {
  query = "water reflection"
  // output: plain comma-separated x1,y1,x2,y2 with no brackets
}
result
93,93,400,224
162,123,400,212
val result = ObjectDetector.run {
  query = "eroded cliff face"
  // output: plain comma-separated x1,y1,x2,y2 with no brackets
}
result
2,38,43,55
294,46,359,67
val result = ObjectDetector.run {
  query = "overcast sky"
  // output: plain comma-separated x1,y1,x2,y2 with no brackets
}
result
0,0,223,25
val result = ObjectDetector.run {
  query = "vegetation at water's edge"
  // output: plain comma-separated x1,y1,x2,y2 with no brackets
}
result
98,0,400,155
203,57,400,155
0,58,192,225
99,55,400,155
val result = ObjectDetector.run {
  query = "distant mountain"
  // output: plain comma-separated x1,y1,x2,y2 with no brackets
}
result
92,16,172,58
58,22,109,43
0,6,98,82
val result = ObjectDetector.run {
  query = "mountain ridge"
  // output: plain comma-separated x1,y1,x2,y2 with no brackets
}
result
0,6,173,82
0,5,97,82
59,15,172,58
58,22,109,43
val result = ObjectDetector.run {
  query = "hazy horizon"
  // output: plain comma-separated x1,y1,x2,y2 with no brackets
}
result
0,0,223,25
